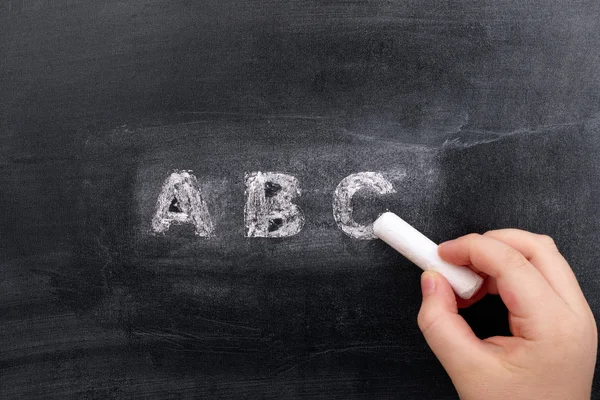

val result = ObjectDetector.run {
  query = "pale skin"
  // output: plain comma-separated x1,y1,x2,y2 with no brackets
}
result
417,229,598,400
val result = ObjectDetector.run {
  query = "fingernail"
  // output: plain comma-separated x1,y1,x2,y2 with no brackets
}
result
421,271,437,296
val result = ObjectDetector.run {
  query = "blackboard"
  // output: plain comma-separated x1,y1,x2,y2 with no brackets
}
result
2,1,600,398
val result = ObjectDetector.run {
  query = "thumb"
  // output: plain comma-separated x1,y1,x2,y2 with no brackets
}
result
417,271,487,371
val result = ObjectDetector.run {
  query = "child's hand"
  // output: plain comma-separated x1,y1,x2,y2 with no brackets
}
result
417,230,597,400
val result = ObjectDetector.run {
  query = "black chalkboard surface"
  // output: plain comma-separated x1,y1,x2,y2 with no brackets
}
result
2,1,600,398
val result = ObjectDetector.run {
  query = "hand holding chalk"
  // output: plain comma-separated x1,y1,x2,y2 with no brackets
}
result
373,212,483,299
409,230,597,400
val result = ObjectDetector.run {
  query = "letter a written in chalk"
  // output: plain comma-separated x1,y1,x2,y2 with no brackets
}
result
152,171,214,236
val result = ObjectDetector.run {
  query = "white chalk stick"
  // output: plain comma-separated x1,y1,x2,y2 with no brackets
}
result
373,212,484,299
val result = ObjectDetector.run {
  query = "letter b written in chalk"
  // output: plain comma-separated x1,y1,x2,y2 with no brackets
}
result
244,172,305,237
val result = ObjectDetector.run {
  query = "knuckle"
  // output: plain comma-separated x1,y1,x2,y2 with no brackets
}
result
537,234,558,251
582,308,598,344
462,233,482,246
483,229,502,237
502,246,529,269
557,321,580,339
590,309,598,337
417,307,439,336
591,315,599,346
587,315,599,348
552,314,587,343
539,310,597,362
483,228,519,238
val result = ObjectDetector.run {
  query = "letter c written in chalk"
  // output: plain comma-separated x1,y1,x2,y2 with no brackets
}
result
332,172,395,240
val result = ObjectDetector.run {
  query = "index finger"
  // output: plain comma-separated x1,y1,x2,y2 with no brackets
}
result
438,234,561,319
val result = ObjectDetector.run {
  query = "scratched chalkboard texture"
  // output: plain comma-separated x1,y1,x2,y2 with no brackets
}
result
2,0,600,399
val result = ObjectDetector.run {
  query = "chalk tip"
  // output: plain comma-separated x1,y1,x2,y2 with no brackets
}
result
458,276,485,300
373,211,399,238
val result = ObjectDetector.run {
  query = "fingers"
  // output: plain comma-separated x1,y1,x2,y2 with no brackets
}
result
483,229,587,310
455,277,496,308
418,271,492,370
438,234,561,320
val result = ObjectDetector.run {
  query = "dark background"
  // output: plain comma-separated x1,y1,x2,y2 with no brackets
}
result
2,0,600,398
